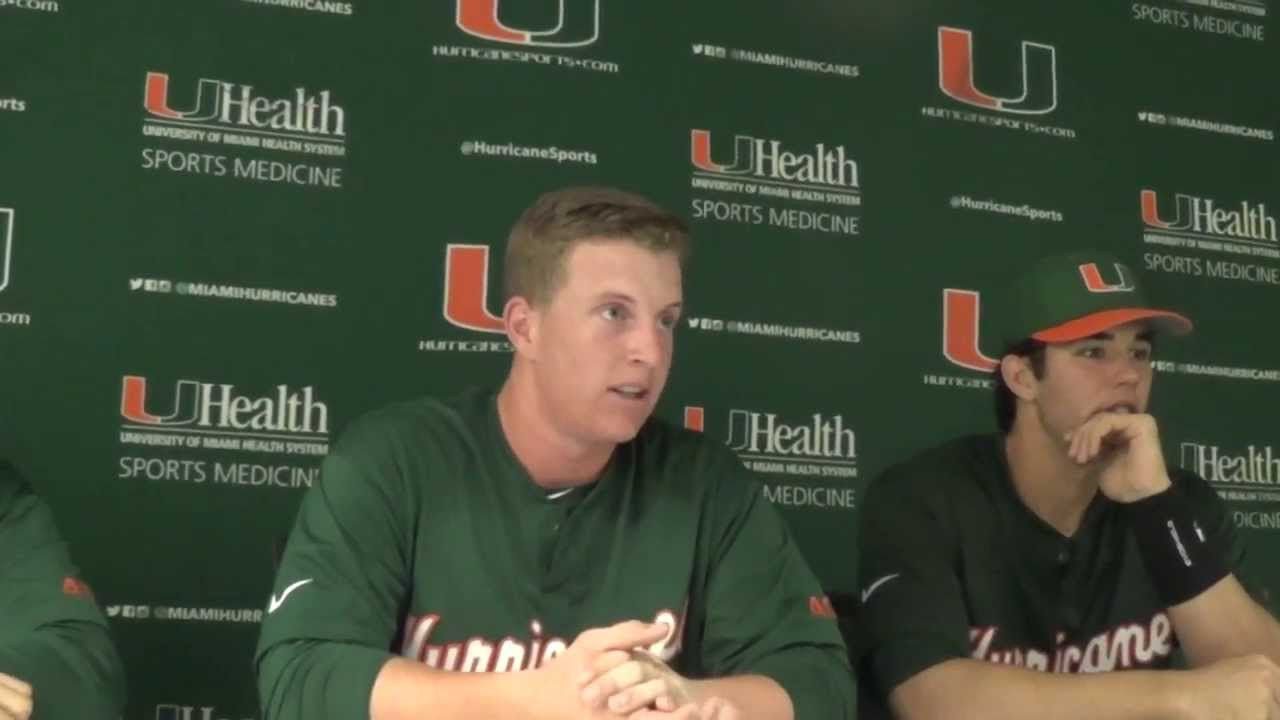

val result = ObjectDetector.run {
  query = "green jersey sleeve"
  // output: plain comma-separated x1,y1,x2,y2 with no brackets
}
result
853,460,971,701
0,461,126,720
693,447,856,720
254,415,416,720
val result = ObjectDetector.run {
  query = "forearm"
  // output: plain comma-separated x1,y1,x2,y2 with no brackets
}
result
891,658,1191,720
371,658,544,720
1170,575,1280,666
690,675,792,720
0,625,124,720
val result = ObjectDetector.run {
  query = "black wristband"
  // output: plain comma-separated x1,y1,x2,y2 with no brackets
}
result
1123,486,1230,607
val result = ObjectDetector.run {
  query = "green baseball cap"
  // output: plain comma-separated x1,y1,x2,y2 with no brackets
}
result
999,251,1192,346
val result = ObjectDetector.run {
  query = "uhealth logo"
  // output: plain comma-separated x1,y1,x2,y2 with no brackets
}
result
686,407,856,463
443,244,504,333
456,0,600,47
0,208,12,293
690,129,859,190
143,72,346,138
1182,441,1280,487
120,376,329,436
938,26,1057,115
1141,189,1278,245
684,405,859,481
155,704,252,720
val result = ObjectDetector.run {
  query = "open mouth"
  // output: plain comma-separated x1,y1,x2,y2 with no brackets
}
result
610,385,649,401
1102,403,1137,415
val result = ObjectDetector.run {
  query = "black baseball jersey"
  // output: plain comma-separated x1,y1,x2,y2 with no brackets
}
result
854,434,1246,713
256,388,854,720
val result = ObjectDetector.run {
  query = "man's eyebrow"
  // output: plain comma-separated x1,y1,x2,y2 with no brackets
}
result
590,291,637,304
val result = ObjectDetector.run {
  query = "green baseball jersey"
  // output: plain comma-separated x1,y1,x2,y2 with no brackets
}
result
255,388,853,720
0,460,126,720
854,434,1245,715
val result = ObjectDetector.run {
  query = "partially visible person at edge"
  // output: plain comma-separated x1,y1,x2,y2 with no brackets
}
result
255,186,856,720
0,459,126,720
855,250,1280,720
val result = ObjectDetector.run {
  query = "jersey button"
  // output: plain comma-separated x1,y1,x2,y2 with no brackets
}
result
1056,549,1070,564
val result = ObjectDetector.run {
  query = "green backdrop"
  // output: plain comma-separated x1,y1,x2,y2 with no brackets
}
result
2,1,1277,718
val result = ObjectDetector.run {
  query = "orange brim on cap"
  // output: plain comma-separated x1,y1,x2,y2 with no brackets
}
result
1031,308,1194,343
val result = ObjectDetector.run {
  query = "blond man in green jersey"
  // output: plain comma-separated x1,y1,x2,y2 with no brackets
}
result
256,187,854,720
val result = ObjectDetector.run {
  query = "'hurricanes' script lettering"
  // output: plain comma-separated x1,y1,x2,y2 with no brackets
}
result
970,612,1175,672
401,606,686,672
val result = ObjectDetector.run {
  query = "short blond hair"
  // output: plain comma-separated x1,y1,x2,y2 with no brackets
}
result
503,186,690,305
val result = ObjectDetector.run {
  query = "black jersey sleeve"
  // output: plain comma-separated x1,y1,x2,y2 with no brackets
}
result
1171,469,1264,605
853,459,972,700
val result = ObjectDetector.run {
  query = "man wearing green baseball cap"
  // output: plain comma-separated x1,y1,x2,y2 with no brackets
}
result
853,251,1280,720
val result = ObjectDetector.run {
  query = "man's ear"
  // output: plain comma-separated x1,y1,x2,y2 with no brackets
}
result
1001,354,1039,401
504,296,537,360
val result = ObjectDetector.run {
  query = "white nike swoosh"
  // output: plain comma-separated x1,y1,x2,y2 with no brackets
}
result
861,573,900,604
268,578,314,614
